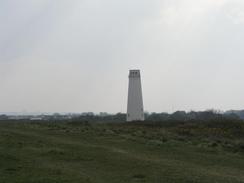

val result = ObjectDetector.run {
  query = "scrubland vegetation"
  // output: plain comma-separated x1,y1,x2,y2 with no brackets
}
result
1,119,244,183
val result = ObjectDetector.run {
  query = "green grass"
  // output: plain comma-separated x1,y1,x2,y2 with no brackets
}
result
0,121,244,183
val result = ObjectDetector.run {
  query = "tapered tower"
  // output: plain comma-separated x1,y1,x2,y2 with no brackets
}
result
127,70,144,122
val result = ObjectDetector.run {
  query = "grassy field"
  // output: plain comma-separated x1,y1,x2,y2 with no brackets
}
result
0,121,244,183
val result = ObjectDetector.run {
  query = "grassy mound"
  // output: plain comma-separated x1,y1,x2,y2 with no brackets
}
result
0,120,244,183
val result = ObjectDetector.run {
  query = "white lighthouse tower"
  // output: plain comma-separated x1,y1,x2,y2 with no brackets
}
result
127,70,144,122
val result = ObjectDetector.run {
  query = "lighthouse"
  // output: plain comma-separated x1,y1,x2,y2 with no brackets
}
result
127,70,144,122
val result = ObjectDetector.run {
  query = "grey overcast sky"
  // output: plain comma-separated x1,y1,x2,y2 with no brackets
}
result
1,0,244,113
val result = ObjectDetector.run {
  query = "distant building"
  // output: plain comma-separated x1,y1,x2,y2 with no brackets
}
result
30,117,43,121
8,116,30,120
127,70,144,122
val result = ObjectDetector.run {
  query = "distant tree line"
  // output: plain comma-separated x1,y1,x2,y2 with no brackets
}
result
145,110,240,122
0,110,243,123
